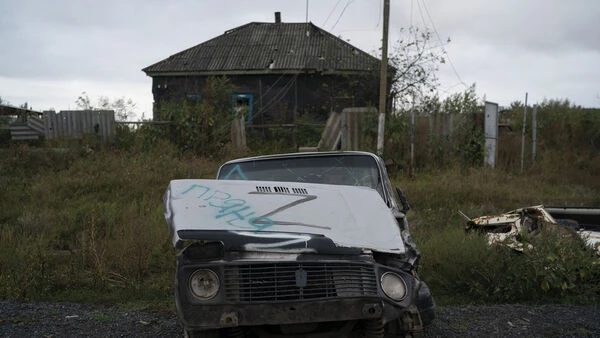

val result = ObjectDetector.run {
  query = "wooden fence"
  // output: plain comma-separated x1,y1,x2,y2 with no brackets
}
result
43,110,115,142
9,110,115,142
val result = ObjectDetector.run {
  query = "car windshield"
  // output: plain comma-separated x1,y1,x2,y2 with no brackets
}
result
217,154,384,198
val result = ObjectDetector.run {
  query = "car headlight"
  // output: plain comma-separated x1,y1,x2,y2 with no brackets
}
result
380,272,407,301
188,269,220,300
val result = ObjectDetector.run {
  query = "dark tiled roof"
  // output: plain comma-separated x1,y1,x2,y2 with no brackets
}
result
142,22,380,75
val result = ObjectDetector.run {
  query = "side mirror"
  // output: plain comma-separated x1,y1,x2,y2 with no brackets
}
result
395,186,410,214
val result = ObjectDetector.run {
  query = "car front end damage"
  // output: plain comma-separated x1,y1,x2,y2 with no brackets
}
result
164,177,434,337
175,249,433,336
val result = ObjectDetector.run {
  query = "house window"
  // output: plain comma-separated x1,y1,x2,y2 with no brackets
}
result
186,94,201,102
232,93,253,124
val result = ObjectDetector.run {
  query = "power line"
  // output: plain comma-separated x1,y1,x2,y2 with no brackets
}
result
410,0,414,27
419,0,468,89
376,0,382,28
322,0,343,27
331,0,354,31
414,0,430,31
252,74,298,121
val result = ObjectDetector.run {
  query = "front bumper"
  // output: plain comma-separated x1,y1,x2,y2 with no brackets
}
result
177,297,384,330
175,256,433,331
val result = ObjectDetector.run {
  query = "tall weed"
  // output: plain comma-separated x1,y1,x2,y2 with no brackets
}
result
397,163,600,305
1,123,599,306
0,142,218,303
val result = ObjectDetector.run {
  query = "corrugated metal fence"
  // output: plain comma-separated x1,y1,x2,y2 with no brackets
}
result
43,110,115,142
9,110,115,142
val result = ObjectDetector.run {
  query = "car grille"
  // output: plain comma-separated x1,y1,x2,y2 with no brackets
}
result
224,262,377,302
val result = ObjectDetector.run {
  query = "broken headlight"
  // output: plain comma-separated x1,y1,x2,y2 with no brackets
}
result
380,272,407,301
188,269,220,300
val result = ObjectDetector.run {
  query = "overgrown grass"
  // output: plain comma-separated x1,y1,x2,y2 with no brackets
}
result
1,136,599,309
393,163,600,305
0,140,222,308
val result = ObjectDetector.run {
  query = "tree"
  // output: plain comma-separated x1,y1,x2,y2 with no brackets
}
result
75,92,93,110
76,92,137,121
98,97,137,121
156,76,236,155
388,27,448,109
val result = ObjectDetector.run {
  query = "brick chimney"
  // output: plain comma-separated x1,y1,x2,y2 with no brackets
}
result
275,12,281,23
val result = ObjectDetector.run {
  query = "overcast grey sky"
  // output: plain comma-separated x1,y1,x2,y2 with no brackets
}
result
1,0,598,119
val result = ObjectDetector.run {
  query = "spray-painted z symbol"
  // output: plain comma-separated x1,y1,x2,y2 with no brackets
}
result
248,192,331,230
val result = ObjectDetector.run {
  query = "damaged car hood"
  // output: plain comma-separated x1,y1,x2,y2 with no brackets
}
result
164,179,405,254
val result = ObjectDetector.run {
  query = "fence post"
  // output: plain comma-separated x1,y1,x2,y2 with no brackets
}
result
231,116,246,149
484,101,499,168
520,93,528,173
531,104,537,163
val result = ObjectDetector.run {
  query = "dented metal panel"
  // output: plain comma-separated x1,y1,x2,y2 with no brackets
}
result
465,205,600,257
164,179,405,254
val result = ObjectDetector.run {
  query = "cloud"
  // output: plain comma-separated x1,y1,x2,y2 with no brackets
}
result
0,0,598,114
424,0,600,53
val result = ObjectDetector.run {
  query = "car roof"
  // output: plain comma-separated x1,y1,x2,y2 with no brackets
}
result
221,151,382,165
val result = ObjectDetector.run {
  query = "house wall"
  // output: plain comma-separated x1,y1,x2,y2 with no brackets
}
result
151,73,379,123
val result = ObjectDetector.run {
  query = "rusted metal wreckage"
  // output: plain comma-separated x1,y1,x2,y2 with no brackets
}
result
463,205,600,257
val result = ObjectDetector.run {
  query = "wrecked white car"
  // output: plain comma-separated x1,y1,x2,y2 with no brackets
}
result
163,151,434,337
463,205,600,256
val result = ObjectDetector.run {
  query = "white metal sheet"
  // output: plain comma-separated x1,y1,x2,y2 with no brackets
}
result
164,179,405,254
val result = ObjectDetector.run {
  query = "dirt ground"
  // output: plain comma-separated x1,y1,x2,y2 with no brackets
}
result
1,301,599,337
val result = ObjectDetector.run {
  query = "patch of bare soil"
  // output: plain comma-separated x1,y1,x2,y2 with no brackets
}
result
1,301,599,337
424,304,600,337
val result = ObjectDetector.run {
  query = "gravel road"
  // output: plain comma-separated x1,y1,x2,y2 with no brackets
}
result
1,301,599,337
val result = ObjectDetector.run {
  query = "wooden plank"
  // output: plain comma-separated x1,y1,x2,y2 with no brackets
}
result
317,111,341,151
105,110,115,141
43,111,50,139
10,125,40,141
230,117,246,149
57,112,64,137
11,134,40,140
0,104,41,116
65,111,73,137
340,107,375,151
49,111,58,139
74,110,81,136
245,124,296,128
87,110,95,135
99,111,107,141
27,116,45,134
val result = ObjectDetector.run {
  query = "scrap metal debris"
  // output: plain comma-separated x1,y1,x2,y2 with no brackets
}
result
462,205,600,257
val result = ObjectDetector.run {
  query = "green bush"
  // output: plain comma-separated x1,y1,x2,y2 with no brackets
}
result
397,165,600,305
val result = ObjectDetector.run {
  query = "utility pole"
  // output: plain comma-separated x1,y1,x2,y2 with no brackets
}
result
531,104,537,163
377,0,390,156
409,95,415,177
520,92,528,173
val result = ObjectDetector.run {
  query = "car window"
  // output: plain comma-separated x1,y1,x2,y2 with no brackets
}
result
218,155,384,198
